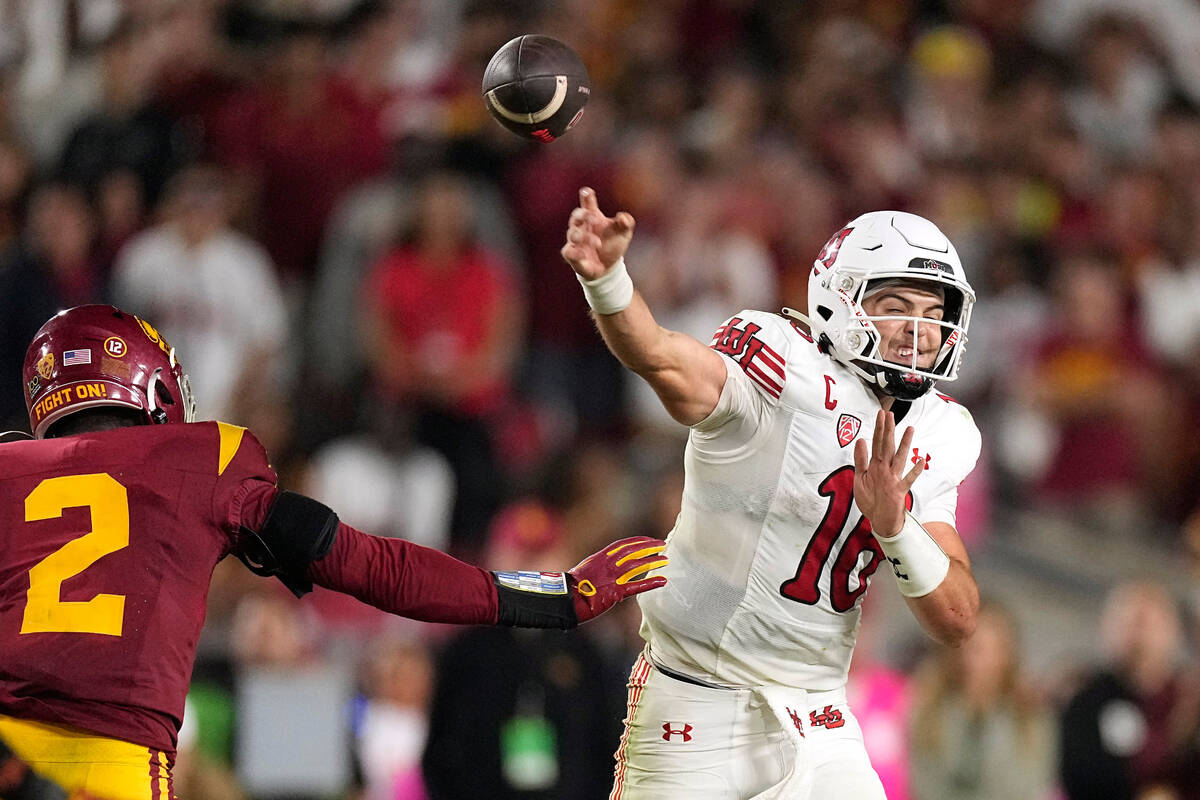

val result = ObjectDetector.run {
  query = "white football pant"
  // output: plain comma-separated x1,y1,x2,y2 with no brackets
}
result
610,650,887,800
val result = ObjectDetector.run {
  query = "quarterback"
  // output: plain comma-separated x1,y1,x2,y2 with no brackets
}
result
0,305,669,799
562,189,980,799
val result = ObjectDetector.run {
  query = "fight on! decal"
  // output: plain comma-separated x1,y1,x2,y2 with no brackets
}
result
30,382,111,425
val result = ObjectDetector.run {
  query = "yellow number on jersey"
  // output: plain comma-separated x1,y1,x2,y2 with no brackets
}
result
21,473,129,636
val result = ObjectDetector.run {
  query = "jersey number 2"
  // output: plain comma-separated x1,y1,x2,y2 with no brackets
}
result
779,466,910,613
21,473,128,636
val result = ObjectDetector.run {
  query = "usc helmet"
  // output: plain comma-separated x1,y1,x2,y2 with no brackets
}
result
787,211,975,401
23,305,196,438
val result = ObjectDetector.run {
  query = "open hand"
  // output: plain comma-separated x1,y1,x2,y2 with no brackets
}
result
560,187,636,280
569,535,668,623
853,410,925,537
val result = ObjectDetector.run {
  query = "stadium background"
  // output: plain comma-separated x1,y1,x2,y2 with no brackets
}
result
2,0,1200,797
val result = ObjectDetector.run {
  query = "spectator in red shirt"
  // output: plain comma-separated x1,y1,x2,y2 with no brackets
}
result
362,170,524,553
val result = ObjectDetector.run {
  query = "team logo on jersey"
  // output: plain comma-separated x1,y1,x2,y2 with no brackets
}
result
911,448,931,469
662,722,694,742
836,413,861,447
711,317,785,399
809,705,845,729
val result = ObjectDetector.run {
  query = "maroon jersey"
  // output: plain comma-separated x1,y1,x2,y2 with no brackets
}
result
0,422,276,753
0,421,501,755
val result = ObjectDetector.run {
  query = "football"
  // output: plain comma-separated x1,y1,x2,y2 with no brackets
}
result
482,35,591,142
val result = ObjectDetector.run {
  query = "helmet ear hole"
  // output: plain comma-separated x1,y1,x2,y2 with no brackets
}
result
155,380,176,407
816,306,833,321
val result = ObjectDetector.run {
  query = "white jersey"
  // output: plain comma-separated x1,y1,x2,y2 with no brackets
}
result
639,309,981,692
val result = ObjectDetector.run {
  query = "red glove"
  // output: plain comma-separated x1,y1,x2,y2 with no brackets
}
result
568,535,669,623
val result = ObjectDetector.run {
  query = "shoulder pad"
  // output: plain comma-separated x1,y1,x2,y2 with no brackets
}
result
924,394,981,484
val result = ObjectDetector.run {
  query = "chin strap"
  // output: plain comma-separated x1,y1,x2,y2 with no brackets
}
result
878,367,934,400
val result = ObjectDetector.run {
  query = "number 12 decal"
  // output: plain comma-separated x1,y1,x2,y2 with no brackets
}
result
21,473,129,636
779,466,912,613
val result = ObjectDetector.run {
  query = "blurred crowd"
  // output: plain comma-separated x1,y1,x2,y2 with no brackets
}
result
2,0,1200,798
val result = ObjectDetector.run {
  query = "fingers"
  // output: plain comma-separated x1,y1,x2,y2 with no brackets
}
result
580,186,600,212
565,225,602,250
604,535,664,556
617,560,670,585
902,457,925,491
614,544,666,567
613,211,636,235
854,438,868,473
871,410,889,463
599,536,669,585
894,425,915,475
620,575,668,596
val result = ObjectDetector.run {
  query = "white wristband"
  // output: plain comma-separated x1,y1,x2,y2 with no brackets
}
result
577,257,634,315
873,512,950,598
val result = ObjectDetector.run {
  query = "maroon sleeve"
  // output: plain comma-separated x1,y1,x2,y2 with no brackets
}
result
306,523,499,625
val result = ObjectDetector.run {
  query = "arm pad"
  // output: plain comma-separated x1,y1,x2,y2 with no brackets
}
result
493,572,577,629
238,490,339,597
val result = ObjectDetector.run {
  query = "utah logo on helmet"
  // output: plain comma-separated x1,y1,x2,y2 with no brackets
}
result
23,305,197,438
801,211,975,401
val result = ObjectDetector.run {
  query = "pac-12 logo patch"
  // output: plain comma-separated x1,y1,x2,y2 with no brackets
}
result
836,414,861,447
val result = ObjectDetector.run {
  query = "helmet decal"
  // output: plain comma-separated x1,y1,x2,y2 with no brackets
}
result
22,305,197,438
37,353,54,381
815,227,854,272
103,336,127,358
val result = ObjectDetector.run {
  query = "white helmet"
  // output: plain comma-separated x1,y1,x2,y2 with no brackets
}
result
786,211,975,401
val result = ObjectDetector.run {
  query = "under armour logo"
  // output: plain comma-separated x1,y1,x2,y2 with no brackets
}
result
662,722,694,742
911,448,931,469
809,705,846,729
785,707,806,736
887,556,909,581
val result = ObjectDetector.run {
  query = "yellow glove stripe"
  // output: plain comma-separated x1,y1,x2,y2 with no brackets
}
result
606,540,646,556
576,579,597,597
615,546,666,566
616,559,669,585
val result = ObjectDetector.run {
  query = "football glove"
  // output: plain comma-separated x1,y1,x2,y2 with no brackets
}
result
493,535,668,628
569,535,669,623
